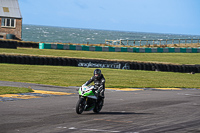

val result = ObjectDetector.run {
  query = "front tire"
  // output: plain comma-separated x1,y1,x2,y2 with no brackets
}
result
76,97,85,114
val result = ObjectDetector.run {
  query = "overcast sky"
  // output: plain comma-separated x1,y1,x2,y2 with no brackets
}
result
18,0,200,35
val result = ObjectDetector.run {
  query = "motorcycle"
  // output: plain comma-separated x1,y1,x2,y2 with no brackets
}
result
76,85,104,114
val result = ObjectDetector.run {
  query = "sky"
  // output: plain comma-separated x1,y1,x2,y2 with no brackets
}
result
18,0,200,35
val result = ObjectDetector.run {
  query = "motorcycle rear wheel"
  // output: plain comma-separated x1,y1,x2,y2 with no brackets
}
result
76,97,85,114
93,99,104,113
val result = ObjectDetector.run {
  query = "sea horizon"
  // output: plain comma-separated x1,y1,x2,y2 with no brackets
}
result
23,24,200,36
22,24,200,45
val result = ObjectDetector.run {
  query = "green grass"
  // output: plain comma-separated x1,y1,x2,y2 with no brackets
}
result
0,48,200,65
0,86,33,95
0,63,199,88
0,48,200,89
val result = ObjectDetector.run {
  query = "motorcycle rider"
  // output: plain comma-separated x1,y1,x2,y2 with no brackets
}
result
83,69,105,99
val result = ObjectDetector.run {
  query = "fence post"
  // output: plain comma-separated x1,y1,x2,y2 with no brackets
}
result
140,40,141,46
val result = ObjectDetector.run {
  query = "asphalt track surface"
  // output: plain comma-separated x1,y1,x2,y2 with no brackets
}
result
1,81,200,133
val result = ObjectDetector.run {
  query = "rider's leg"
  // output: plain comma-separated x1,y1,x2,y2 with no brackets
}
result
99,89,105,99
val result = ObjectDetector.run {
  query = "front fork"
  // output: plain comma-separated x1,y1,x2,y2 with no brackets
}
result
83,97,88,110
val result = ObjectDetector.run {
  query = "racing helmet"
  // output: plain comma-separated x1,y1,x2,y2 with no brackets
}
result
94,69,101,78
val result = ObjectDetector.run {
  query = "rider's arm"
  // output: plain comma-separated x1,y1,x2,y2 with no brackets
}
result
97,77,105,92
84,76,94,86
101,77,105,85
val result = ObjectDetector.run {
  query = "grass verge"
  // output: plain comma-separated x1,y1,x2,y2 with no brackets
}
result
0,48,200,65
0,64,199,88
0,86,33,95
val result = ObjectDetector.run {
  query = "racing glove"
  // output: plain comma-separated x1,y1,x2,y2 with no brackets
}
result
96,85,103,93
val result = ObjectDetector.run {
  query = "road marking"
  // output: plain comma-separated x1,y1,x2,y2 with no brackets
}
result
57,126,67,129
0,90,75,101
185,94,200,97
83,129,120,132
33,90,75,95
106,88,185,91
154,88,182,90
106,88,143,91
0,94,41,99
63,126,121,132
94,118,132,123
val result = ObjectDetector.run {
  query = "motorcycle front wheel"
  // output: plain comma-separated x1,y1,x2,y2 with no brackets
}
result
76,97,85,114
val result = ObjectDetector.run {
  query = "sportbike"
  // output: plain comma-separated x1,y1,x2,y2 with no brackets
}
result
76,85,104,114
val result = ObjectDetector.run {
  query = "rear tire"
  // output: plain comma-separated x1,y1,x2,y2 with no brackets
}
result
76,98,85,114
93,99,104,113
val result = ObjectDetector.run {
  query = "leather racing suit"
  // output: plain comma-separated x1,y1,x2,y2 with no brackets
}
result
85,74,105,98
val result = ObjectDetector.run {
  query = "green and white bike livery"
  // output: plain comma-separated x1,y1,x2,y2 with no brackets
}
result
76,85,104,114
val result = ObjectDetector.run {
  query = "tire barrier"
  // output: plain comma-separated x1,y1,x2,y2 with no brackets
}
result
39,43,200,53
0,40,39,48
0,40,17,49
0,54,200,73
17,42,39,48
0,54,79,67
